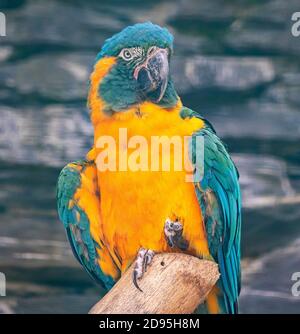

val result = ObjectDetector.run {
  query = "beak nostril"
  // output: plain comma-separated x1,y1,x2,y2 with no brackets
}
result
136,67,153,92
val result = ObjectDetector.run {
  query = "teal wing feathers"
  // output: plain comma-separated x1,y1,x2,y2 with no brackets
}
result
56,161,115,291
181,107,242,314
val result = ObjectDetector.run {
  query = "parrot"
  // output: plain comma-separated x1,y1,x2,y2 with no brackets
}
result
57,22,241,314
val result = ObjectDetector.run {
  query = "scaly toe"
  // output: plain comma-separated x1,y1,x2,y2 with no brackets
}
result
132,248,155,291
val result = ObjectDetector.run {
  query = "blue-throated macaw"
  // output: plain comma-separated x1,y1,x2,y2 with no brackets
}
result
57,22,241,314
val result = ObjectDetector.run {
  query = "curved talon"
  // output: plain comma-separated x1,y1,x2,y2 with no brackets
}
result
132,270,143,292
132,248,155,292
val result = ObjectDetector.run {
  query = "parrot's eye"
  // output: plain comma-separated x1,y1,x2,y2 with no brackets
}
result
119,47,143,61
119,48,134,61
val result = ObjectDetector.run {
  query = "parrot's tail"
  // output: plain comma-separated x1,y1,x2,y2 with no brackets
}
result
195,282,239,314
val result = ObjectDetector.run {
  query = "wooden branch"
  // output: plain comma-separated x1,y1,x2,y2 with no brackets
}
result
89,253,219,314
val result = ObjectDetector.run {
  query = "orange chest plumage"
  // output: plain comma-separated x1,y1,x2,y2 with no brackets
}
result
92,101,210,267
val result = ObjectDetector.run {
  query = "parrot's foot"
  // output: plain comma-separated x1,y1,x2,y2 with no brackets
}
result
164,217,189,250
132,247,155,292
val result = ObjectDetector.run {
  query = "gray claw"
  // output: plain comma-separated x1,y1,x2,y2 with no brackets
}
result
132,269,143,292
132,248,155,292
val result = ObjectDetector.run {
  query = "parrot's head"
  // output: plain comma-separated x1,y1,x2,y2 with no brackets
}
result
88,22,178,117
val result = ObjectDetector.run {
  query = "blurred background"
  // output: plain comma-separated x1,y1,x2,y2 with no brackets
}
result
0,0,300,314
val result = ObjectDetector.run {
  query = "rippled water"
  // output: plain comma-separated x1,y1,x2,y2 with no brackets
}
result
0,0,300,313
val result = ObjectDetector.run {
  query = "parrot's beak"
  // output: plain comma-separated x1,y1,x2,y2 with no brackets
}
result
134,48,169,102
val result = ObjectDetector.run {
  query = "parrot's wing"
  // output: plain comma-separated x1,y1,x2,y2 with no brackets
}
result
56,160,117,291
182,107,241,314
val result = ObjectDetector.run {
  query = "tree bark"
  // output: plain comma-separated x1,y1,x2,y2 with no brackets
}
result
89,253,219,314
